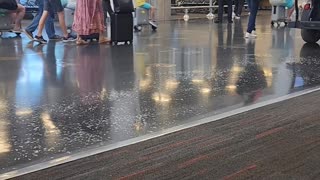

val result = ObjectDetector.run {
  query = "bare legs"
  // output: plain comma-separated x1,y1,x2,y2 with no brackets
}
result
37,11,68,38
12,4,25,31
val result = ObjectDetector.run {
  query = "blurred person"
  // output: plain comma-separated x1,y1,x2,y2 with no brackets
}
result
135,0,157,26
214,0,233,23
24,0,61,40
72,0,109,45
245,0,260,38
233,0,245,19
34,0,75,44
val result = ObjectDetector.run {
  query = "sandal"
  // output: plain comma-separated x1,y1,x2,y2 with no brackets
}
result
76,39,89,45
99,37,111,44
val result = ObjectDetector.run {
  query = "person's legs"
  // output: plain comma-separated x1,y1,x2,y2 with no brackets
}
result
12,4,26,31
227,0,233,22
36,11,49,37
50,0,68,38
246,0,259,34
56,11,68,38
25,2,44,33
237,0,245,16
141,3,156,21
234,0,239,15
215,0,224,22
45,8,56,38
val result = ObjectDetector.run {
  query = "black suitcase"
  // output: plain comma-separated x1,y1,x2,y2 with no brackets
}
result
111,13,133,45
112,0,134,13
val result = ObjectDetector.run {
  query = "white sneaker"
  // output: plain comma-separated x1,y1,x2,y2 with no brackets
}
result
232,12,236,19
245,32,257,38
252,30,256,35
235,16,240,19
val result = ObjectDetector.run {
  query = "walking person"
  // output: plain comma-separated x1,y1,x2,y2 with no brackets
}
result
245,0,260,38
214,0,233,23
233,0,245,19
72,0,109,45
24,0,61,40
34,0,75,44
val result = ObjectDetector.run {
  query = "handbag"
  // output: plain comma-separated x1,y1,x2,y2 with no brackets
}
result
0,0,18,10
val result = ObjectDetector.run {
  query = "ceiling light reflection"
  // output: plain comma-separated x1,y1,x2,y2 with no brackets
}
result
15,108,33,116
152,92,171,103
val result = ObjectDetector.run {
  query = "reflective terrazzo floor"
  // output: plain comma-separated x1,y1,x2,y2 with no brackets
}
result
0,15,320,174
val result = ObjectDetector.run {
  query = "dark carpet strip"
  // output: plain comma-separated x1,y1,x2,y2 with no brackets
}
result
12,91,320,180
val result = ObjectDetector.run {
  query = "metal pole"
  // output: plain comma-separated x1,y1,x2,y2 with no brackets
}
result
207,0,215,20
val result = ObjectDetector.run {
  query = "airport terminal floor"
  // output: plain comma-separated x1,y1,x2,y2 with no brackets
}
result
0,12,320,179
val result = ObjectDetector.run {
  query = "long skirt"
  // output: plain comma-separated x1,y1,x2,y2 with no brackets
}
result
72,0,105,35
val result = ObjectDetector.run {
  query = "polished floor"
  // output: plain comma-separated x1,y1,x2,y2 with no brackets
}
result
12,90,320,180
0,14,319,176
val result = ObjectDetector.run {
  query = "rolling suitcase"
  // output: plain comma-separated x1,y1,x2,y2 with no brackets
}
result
112,0,134,13
111,13,133,45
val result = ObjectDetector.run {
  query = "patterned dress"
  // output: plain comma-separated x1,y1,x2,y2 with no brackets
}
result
72,0,105,35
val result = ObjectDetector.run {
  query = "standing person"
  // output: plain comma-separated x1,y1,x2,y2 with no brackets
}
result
233,0,245,19
214,0,233,23
24,0,61,40
72,0,109,45
34,0,75,44
10,1,25,33
245,0,260,38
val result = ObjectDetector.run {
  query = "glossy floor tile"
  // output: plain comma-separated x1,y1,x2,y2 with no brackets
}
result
0,15,319,174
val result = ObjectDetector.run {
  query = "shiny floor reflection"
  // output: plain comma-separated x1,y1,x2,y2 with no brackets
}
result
0,17,318,173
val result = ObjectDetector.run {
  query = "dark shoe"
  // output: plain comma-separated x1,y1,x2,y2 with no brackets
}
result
228,20,233,23
34,35,47,44
63,34,76,43
49,35,62,41
24,29,34,40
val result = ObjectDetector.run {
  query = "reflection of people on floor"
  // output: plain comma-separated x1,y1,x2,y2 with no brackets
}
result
236,40,267,105
74,45,112,135
215,24,234,92
288,43,320,91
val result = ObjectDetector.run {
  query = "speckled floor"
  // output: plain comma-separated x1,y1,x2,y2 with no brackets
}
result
0,13,320,177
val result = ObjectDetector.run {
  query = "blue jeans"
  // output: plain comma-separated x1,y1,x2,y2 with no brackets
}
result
247,0,260,33
25,0,55,38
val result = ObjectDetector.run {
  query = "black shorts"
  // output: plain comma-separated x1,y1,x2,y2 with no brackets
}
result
43,0,64,13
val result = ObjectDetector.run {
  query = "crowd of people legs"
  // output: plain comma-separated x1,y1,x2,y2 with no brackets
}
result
3,0,295,44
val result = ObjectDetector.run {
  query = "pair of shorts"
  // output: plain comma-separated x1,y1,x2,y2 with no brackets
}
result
140,3,152,10
44,0,64,13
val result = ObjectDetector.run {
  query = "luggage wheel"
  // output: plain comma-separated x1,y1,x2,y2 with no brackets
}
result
134,25,142,32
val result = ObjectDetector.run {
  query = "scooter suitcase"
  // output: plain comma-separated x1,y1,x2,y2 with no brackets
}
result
111,13,133,45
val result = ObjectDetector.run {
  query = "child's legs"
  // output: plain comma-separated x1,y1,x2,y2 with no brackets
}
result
141,3,156,21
